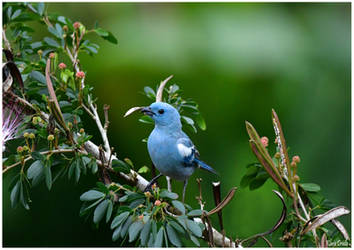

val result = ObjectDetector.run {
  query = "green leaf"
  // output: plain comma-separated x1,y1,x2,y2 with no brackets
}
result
94,28,118,44
300,183,321,193
55,23,63,37
190,234,200,246
186,219,202,237
93,199,109,224
37,2,45,16
48,26,60,38
240,165,259,188
129,198,145,208
7,6,12,20
75,158,81,183
147,233,154,247
124,158,134,168
144,86,156,99
196,114,206,130
163,226,169,247
103,31,118,45
30,71,46,84
181,115,195,126
120,216,133,238
11,9,22,20
80,190,105,201
27,160,44,186
94,28,109,37
44,162,52,190
139,115,154,124
138,166,149,174
10,181,21,208
90,160,98,174
119,195,129,202
44,37,59,47
140,220,152,246
172,200,185,214
187,209,203,217
154,227,164,247
160,190,178,200
169,220,185,234
84,45,98,54
82,197,104,213
128,220,144,242
111,211,130,229
57,16,66,24
249,172,269,190
112,225,122,241
19,181,29,210
176,216,187,230
106,200,113,223
68,159,76,179
181,116,197,133
166,224,181,247
111,159,130,174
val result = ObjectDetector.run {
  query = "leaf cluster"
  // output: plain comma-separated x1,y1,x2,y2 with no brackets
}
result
80,183,205,247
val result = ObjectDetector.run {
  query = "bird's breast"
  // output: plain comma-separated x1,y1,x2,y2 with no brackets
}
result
147,130,195,181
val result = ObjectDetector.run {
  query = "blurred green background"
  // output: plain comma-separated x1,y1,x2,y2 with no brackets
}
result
3,2,351,247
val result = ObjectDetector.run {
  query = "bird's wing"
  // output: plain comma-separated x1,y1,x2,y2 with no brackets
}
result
180,131,200,157
176,137,197,164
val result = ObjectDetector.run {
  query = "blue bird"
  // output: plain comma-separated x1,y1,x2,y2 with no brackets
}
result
141,102,217,202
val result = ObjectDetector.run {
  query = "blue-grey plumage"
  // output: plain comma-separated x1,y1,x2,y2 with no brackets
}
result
142,102,217,201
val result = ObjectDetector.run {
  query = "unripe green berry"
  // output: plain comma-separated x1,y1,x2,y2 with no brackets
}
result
54,128,60,134
79,128,85,133
22,145,29,151
29,133,35,139
144,191,152,198
32,116,39,125
68,122,73,129
47,134,54,141
23,132,29,138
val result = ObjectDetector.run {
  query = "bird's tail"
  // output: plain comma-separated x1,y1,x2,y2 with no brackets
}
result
195,158,218,175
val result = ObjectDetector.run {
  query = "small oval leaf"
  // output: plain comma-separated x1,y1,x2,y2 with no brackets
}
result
166,224,181,247
80,190,105,201
172,200,185,215
111,211,130,229
128,220,144,242
93,199,109,224
186,219,202,237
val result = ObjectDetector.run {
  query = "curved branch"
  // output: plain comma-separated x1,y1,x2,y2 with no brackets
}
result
156,75,173,102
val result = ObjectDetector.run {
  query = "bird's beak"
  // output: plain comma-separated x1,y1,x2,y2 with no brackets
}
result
141,107,155,116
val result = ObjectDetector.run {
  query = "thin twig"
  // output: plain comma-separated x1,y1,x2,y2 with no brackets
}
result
81,103,95,119
89,99,111,155
103,104,110,131
2,29,12,52
3,148,77,173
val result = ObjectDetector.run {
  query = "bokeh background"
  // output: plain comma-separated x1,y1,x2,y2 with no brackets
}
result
3,2,351,247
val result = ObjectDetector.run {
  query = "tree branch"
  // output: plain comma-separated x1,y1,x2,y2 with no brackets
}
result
3,148,77,174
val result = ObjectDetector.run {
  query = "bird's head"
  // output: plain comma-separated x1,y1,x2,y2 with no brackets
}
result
141,102,181,128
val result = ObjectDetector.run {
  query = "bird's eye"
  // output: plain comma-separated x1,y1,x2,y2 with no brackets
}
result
158,109,164,114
